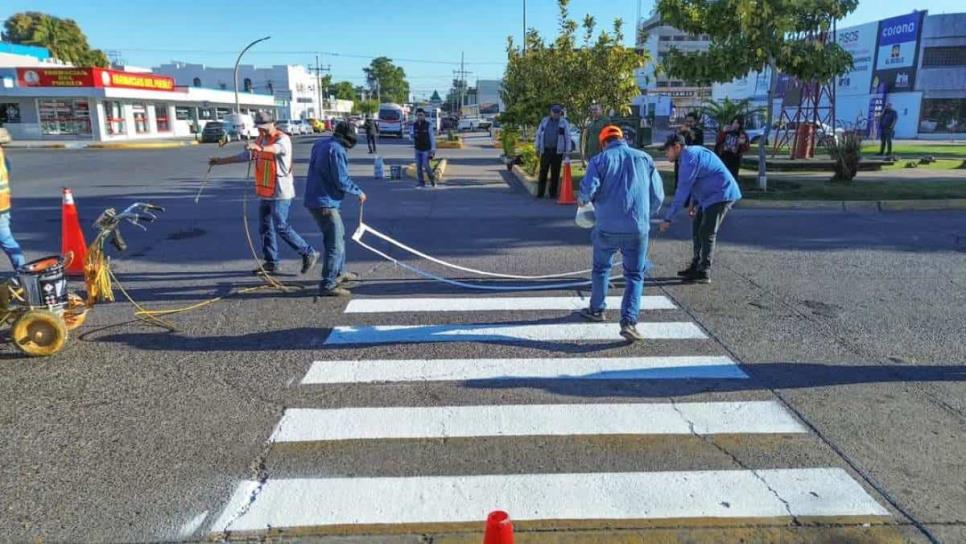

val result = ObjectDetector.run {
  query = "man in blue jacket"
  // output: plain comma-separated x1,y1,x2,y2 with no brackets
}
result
304,122,368,297
577,125,665,343
659,134,742,284
410,108,437,188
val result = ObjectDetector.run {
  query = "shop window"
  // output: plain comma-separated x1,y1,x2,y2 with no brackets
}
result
155,104,170,132
215,107,231,120
0,103,21,124
104,100,126,135
218,82,227,90
38,99,91,136
919,98,965,134
198,107,214,120
132,103,149,133
659,35,671,41
244,78,253,92
193,77,202,87
175,106,193,120
921,46,966,67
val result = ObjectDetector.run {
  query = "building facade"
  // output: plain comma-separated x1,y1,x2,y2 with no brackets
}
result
0,66,275,141
635,12,713,121
154,62,350,121
476,79,504,115
711,11,965,140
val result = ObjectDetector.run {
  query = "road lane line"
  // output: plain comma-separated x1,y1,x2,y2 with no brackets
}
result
269,401,805,442
323,322,706,345
210,468,889,532
344,296,676,313
301,355,747,384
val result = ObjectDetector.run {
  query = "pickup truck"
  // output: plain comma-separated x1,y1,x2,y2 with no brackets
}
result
457,117,492,132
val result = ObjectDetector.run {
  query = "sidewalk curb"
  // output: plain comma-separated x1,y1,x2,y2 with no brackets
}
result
737,198,966,211
86,141,199,150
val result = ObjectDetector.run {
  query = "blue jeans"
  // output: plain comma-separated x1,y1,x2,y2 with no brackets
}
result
415,150,435,185
590,230,648,325
307,207,346,291
259,198,313,265
0,212,25,270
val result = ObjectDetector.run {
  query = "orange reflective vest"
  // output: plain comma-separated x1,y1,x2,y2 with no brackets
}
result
0,146,10,214
253,132,281,198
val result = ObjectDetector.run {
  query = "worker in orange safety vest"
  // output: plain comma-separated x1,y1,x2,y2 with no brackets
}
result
209,111,318,275
0,128,25,271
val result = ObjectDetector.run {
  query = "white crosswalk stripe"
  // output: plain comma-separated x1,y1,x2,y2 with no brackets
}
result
209,294,890,536
269,401,806,442
301,355,748,384
211,469,889,532
344,295,676,313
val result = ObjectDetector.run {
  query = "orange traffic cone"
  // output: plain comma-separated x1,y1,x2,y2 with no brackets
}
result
557,161,577,205
61,188,87,277
483,510,514,544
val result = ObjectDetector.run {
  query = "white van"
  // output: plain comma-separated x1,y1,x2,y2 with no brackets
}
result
223,113,258,140
377,103,405,137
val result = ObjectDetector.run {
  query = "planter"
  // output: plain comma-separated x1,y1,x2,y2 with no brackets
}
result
510,164,539,196
437,139,464,149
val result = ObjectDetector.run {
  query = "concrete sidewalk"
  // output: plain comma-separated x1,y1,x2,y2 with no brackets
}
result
5,138,200,150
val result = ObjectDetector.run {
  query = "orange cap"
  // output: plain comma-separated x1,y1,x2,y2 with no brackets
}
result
598,125,623,146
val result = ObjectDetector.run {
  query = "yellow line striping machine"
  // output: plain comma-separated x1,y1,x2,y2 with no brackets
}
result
1,202,164,357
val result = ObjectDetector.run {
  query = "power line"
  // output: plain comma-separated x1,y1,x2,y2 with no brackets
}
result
113,47,507,65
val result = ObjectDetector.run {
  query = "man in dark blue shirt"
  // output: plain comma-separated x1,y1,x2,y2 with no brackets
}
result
304,122,368,297
878,103,898,157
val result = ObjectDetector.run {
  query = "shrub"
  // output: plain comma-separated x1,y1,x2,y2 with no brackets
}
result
515,143,539,177
828,129,864,183
499,127,520,158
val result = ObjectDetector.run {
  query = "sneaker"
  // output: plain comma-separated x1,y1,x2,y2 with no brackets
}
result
319,287,352,297
301,250,320,274
619,321,645,343
677,262,699,277
338,271,360,284
686,270,711,284
416,183,426,189
252,262,277,275
578,308,606,322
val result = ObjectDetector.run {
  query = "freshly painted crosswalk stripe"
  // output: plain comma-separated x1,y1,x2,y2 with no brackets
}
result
324,322,706,345
211,468,889,532
344,295,676,313
269,401,805,443
301,355,746,384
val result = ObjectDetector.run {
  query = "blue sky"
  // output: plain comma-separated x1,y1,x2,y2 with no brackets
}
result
1,0,957,100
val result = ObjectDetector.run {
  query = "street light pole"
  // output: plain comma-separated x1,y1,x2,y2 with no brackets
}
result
523,0,527,52
234,36,271,114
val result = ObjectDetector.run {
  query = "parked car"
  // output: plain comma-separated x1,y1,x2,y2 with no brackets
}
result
307,118,325,133
200,121,229,143
291,120,308,135
277,119,295,135
223,113,258,140
745,121,843,146
457,117,482,131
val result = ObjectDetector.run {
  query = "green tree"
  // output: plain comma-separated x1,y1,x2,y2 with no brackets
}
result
500,0,646,135
355,100,379,116
331,81,356,101
2,12,108,67
657,0,858,190
363,57,410,104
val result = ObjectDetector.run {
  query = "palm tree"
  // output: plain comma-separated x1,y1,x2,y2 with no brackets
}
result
700,98,763,132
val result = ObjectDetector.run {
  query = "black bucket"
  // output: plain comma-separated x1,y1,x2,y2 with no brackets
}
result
390,165,403,180
17,255,69,309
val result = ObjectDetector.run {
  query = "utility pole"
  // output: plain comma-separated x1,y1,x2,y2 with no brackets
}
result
452,51,472,117
523,0,527,52
308,54,330,118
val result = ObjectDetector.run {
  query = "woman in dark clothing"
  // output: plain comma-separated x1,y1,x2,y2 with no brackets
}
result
715,116,750,180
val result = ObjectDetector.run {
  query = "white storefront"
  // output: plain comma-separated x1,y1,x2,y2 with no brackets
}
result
0,66,276,141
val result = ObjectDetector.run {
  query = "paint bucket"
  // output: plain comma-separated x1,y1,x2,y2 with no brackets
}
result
390,165,403,180
17,255,69,310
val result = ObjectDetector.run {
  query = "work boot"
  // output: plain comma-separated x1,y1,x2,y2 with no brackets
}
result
686,270,711,284
252,262,277,275
619,321,645,343
338,271,360,284
301,250,320,274
677,261,699,278
578,308,606,322
319,286,351,297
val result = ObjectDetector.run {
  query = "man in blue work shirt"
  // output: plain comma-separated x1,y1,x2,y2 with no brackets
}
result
304,122,368,297
577,125,665,343
659,134,742,284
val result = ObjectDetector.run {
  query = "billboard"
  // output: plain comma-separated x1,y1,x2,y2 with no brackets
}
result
16,68,175,92
869,11,926,94
835,21,878,96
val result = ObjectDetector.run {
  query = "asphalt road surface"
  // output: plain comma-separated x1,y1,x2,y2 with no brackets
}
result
1,132,963,543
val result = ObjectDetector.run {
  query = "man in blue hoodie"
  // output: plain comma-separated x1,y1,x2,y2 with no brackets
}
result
304,122,368,297
577,125,665,343
659,134,742,284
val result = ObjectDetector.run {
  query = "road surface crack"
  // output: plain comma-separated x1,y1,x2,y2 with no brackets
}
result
667,397,801,525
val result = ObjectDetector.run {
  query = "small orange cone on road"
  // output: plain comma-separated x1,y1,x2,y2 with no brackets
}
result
557,161,577,205
61,188,87,277
483,510,514,544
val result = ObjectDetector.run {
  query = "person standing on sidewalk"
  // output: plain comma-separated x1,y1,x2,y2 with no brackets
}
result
363,115,379,154
581,103,610,161
209,111,318,276
0,128,25,271
660,134,742,284
304,122,368,297
410,108,437,188
534,104,573,199
577,125,665,343
683,112,704,147
878,102,898,157
714,115,750,180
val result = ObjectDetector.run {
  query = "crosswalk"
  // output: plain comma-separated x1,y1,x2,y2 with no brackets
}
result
208,292,891,537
